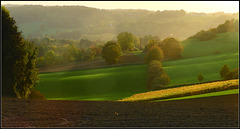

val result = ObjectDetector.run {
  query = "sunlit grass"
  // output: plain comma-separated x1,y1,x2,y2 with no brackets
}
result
155,89,239,102
35,52,238,101
119,79,239,102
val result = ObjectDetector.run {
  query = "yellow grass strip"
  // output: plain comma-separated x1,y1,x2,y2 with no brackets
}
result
119,79,239,102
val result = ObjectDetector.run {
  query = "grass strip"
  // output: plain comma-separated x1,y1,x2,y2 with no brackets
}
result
119,79,239,102
153,89,239,102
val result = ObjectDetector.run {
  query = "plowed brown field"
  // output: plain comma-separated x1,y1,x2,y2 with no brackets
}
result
1,94,238,127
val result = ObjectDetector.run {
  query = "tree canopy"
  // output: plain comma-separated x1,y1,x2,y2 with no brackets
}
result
160,37,183,59
117,32,134,52
2,6,39,98
102,41,121,64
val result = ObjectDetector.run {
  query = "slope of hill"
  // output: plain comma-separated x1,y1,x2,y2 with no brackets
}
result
35,52,238,101
4,5,239,41
181,32,239,58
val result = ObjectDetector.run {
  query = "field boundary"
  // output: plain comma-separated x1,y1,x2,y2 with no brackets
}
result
120,79,239,102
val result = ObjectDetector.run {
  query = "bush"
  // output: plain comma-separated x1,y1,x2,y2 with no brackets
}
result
225,68,239,80
197,73,204,82
151,74,170,90
28,89,46,100
220,64,230,79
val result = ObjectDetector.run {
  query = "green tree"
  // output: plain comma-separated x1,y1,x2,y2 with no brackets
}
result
2,6,39,98
117,32,134,52
44,50,56,66
197,73,204,83
133,35,140,49
145,45,164,63
220,64,230,79
14,41,39,98
102,41,121,64
160,37,183,59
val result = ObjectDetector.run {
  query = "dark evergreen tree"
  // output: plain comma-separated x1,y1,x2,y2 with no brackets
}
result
2,6,39,98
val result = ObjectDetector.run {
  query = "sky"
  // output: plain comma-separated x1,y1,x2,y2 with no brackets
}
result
1,1,239,13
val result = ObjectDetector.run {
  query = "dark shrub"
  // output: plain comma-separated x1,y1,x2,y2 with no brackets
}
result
225,68,239,80
29,89,46,100
197,73,204,83
220,64,230,79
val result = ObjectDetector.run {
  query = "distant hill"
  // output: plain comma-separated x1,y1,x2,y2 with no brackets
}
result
3,5,239,41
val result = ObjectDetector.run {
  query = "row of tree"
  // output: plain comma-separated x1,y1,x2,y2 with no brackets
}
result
33,32,157,66
144,37,183,61
188,19,239,41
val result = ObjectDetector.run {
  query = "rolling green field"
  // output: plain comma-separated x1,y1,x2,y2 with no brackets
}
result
181,32,239,58
163,52,238,86
35,52,238,101
35,64,148,100
35,31,238,101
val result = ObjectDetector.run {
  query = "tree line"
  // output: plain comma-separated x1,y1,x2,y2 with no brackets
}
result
6,5,238,41
188,19,239,41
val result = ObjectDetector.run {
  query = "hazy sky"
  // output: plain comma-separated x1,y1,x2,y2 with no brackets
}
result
1,1,239,13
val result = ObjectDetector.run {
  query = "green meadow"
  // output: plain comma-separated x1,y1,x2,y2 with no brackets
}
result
181,32,239,58
35,64,148,100
35,52,238,101
35,31,238,101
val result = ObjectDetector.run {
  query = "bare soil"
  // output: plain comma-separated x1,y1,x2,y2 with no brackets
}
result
2,94,238,127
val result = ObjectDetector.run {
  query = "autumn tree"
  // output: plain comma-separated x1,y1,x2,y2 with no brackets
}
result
102,41,121,64
160,37,183,59
145,45,164,64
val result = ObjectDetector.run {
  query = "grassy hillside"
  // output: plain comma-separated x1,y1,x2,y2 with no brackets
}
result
35,64,148,100
35,52,238,101
181,32,239,58
163,52,238,86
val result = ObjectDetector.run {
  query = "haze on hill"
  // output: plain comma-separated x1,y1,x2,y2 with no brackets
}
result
3,3,239,41
2,1,239,13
